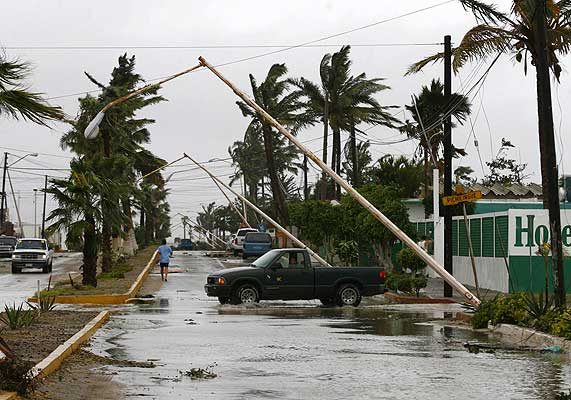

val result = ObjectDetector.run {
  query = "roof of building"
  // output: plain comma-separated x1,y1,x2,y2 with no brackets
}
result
467,183,542,199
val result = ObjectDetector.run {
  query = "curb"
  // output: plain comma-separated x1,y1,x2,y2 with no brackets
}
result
385,292,457,304
492,323,571,353
28,310,110,382
0,392,18,400
28,251,158,305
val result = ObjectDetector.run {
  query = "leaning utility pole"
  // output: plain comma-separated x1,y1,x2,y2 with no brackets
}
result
0,152,7,233
534,0,565,306
197,56,481,306
184,153,333,268
443,35,453,298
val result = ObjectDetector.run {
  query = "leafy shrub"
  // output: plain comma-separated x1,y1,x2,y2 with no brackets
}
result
386,273,412,293
550,308,571,339
397,248,425,274
386,273,427,296
98,263,132,280
26,296,56,313
523,292,553,322
0,303,37,330
411,275,428,297
471,294,530,329
335,240,359,266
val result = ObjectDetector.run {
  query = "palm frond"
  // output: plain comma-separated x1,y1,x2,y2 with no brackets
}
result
452,25,513,72
459,0,510,24
405,52,445,75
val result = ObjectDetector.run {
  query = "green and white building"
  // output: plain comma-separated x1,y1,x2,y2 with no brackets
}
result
408,183,571,293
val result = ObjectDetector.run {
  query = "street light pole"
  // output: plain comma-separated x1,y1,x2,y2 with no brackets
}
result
0,152,7,233
41,175,48,239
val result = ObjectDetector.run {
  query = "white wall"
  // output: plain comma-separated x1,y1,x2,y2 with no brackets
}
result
453,256,509,293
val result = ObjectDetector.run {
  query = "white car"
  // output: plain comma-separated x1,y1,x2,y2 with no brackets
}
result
11,238,54,274
230,228,258,255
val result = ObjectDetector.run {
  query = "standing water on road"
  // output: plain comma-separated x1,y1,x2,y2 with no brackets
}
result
89,252,571,399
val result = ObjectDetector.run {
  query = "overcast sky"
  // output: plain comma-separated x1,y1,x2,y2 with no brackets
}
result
1,0,570,239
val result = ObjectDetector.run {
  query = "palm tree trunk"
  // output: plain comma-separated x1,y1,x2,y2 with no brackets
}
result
534,6,565,306
101,129,112,272
261,124,288,224
320,100,329,200
82,214,98,287
350,121,358,187
334,127,342,200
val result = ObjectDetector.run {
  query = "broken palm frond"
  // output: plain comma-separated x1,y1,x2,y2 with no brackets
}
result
180,364,217,380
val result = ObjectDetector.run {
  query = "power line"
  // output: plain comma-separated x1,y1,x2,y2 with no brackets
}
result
5,43,443,50
45,0,454,101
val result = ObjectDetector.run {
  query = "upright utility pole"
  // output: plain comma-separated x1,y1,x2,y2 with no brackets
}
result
41,175,48,239
534,0,565,306
33,189,38,237
443,35,453,298
0,152,7,233
303,154,308,201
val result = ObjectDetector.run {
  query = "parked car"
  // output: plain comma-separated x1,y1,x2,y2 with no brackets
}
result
11,238,54,274
178,238,193,250
0,236,17,259
242,232,272,259
205,248,385,306
230,228,258,255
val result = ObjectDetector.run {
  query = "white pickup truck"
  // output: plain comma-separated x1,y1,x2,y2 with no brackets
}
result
11,238,54,274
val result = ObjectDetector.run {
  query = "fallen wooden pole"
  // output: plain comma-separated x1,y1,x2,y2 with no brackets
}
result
197,56,479,306
183,153,333,268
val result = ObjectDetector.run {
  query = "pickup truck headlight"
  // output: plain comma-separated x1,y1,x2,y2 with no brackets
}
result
216,277,226,285
42,254,47,259
11,254,17,260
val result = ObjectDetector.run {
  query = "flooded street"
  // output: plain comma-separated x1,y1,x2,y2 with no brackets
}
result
89,252,571,399
0,252,82,305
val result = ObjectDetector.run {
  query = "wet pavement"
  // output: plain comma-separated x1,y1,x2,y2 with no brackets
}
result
86,252,571,399
0,252,82,306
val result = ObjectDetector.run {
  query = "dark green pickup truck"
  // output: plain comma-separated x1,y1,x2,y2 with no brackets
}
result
205,248,385,306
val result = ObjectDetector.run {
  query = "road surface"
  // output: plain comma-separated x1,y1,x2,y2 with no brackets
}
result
0,252,82,306
85,252,571,399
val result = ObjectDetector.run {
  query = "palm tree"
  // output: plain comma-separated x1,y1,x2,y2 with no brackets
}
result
342,140,373,186
237,64,308,224
61,54,165,267
0,53,64,125
46,159,121,287
401,79,471,217
294,46,398,199
408,0,571,305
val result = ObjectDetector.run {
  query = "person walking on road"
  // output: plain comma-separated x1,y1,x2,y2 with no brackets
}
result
158,239,173,282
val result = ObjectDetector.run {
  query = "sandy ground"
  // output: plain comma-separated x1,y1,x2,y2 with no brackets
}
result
1,311,98,365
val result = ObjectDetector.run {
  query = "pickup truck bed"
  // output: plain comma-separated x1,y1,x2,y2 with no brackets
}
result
205,248,385,307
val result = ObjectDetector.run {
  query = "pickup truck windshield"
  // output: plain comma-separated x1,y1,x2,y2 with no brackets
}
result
0,238,16,246
16,240,46,250
251,249,279,268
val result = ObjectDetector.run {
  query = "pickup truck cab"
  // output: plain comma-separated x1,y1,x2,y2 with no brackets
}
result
205,248,385,307
242,232,272,259
11,238,54,274
230,228,258,255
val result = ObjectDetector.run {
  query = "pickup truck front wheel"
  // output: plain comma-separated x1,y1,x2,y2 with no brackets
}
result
233,284,260,305
336,284,362,307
